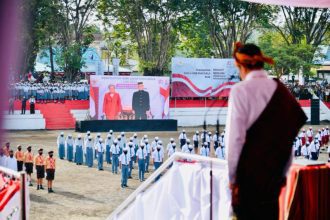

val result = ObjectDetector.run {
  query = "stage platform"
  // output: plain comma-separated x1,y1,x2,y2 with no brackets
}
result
75,119,178,132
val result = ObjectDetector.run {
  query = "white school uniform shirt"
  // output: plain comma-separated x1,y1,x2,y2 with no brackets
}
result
151,141,159,151
74,139,84,154
57,136,65,145
182,144,189,153
140,138,147,146
84,135,91,144
129,146,135,158
201,133,210,142
215,147,225,159
84,140,93,154
219,136,225,147
94,137,101,149
119,153,130,165
168,147,176,157
110,144,120,155
200,146,209,157
306,130,313,138
145,144,151,155
301,145,308,156
178,133,187,140
294,139,300,150
225,70,277,184
105,138,113,146
309,142,317,153
166,143,172,152
185,149,195,154
136,148,147,160
152,150,164,163
299,132,306,139
96,142,105,153
193,134,199,142
5,156,17,171
212,134,219,142
313,141,320,151
133,138,139,147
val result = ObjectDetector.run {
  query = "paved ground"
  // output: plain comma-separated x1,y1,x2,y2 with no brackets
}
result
4,124,329,220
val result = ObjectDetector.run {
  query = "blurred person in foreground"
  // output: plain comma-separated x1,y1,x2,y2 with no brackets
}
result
226,42,307,219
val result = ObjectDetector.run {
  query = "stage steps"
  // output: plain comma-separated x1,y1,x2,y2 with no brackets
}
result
3,111,45,130
37,103,76,130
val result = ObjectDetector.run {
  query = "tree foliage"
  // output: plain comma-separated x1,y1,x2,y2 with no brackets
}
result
259,31,316,78
185,0,275,58
98,0,181,76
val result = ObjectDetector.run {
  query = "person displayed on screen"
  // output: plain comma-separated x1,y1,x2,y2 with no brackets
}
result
102,84,122,120
132,82,150,120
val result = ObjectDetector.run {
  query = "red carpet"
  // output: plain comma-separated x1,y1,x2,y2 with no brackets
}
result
13,100,89,130
324,102,330,109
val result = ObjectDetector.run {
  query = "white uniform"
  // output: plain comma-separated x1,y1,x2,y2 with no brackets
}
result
5,156,17,171
185,148,194,154
152,150,164,162
215,147,225,159
301,145,308,157
200,146,209,157
136,148,147,160
96,142,105,153
119,153,130,165
168,147,177,157
182,144,189,153
110,144,120,155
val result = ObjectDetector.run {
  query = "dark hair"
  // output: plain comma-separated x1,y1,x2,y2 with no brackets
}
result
236,43,264,69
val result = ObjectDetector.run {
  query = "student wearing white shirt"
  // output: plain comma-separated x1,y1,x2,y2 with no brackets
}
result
157,141,164,155
200,142,209,157
166,138,175,152
84,131,91,144
105,134,113,164
215,146,225,160
193,131,199,152
309,141,318,160
144,139,151,173
213,131,219,151
128,142,135,178
5,150,17,171
66,134,74,162
293,137,300,157
94,133,101,159
181,139,190,153
140,134,148,145
185,145,194,154
136,143,147,182
168,143,177,158
57,132,65,159
301,143,309,159
85,136,94,168
119,148,130,188
96,138,105,170
178,130,187,148
306,127,313,143
74,135,84,165
151,137,160,152
110,139,120,174
152,145,164,181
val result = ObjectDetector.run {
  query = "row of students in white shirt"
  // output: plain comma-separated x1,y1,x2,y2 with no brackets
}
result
179,129,226,149
298,127,329,147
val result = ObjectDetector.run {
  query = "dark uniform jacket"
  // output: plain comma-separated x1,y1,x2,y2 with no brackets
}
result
132,90,150,113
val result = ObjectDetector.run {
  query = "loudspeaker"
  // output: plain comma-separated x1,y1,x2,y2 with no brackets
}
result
310,99,320,125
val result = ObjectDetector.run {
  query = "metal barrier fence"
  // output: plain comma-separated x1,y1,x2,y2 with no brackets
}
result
0,166,28,220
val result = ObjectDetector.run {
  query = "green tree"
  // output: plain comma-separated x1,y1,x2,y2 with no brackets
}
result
98,0,181,76
186,0,275,58
259,31,316,78
56,0,97,82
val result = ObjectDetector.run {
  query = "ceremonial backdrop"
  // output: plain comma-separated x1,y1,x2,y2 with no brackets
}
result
90,76,170,120
171,58,239,97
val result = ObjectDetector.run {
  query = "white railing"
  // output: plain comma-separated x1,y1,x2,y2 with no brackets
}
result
107,152,228,220
0,166,28,220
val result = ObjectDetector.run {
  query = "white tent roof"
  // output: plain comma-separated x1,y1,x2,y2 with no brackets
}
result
242,0,330,8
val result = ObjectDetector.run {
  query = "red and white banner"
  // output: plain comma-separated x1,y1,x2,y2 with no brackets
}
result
171,58,239,97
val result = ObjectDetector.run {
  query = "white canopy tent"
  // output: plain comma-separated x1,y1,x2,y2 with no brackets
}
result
242,0,330,8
